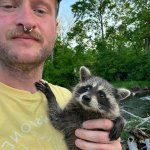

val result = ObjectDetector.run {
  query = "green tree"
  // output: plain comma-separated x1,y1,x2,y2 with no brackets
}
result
43,37,76,89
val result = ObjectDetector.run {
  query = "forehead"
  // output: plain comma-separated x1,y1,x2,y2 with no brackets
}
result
30,0,57,8
83,77,103,86
30,0,57,5
81,77,113,89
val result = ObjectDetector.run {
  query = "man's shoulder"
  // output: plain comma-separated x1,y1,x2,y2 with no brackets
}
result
48,82,72,108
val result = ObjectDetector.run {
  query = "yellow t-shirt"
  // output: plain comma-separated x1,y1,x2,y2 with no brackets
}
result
0,81,71,150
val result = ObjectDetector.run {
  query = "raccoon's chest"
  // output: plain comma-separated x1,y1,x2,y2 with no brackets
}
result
63,105,101,127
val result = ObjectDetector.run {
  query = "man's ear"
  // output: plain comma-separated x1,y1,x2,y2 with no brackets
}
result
80,66,92,82
55,20,59,39
56,21,58,28
56,20,59,32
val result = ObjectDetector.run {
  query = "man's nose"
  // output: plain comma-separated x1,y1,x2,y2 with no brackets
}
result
15,5,36,30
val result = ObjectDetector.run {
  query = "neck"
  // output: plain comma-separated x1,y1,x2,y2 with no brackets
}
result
0,64,44,93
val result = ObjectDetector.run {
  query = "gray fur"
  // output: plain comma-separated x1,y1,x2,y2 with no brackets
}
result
35,66,131,150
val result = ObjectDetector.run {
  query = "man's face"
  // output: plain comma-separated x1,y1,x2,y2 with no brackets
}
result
0,0,58,70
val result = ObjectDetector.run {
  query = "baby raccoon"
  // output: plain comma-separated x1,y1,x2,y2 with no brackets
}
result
35,66,131,150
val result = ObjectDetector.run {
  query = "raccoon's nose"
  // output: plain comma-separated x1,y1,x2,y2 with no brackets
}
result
82,95,91,102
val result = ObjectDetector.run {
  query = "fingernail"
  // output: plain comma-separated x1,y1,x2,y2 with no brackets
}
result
82,121,88,128
75,139,81,144
75,139,80,148
75,129,80,136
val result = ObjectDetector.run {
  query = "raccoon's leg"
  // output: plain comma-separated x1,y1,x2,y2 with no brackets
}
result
35,81,64,130
66,139,80,150
109,116,125,141
67,145,79,150
35,80,55,100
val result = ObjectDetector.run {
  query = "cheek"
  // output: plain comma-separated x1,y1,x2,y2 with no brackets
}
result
0,20,11,39
0,17,19,45
42,21,57,44
0,13,15,28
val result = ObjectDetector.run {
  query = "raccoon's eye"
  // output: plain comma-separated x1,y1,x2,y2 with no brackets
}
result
78,85,92,94
97,90,106,99
84,85,92,91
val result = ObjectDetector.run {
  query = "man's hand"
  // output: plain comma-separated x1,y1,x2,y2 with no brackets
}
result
75,119,122,150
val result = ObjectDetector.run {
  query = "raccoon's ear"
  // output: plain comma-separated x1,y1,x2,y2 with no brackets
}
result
115,88,131,101
80,66,92,81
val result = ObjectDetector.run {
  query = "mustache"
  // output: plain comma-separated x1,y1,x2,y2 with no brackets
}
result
6,27,44,43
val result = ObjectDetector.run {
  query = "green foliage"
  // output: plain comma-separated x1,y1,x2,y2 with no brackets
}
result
43,38,77,89
43,1,150,89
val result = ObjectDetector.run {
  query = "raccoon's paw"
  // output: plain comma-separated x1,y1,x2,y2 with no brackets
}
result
109,117,125,141
35,80,54,98
35,80,48,91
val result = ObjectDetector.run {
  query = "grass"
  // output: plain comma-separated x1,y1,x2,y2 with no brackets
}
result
112,80,150,89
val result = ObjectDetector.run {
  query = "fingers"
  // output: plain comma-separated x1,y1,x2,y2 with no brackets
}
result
75,129,110,143
75,138,122,150
75,119,122,150
75,119,114,143
82,118,114,131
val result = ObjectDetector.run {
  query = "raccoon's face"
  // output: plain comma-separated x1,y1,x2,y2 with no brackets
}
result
73,66,131,118
74,77,119,116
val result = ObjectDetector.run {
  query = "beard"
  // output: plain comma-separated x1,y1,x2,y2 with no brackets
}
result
0,41,54,74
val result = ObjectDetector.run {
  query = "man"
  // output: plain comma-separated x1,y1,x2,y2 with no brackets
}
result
0,0,122,149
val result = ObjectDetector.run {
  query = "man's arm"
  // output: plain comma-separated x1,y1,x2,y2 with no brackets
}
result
75,119,122,150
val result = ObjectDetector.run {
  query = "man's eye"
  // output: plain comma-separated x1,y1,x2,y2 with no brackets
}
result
4,5,14,8
0,4,17,11
33,8,47,16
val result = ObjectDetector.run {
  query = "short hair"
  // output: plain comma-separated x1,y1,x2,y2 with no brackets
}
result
56,0,62,17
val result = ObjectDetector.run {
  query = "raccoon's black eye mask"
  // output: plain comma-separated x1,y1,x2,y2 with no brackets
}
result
96,90,111,109
96,90,106,99
78,85,92,94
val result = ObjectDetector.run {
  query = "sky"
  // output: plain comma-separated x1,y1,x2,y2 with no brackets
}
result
58,0,77,36
59,0,77,19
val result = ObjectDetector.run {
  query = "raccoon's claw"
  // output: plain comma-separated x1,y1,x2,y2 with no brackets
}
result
35,80,54,99
109,117,125,141
109,126,121,140
35,80,48,92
